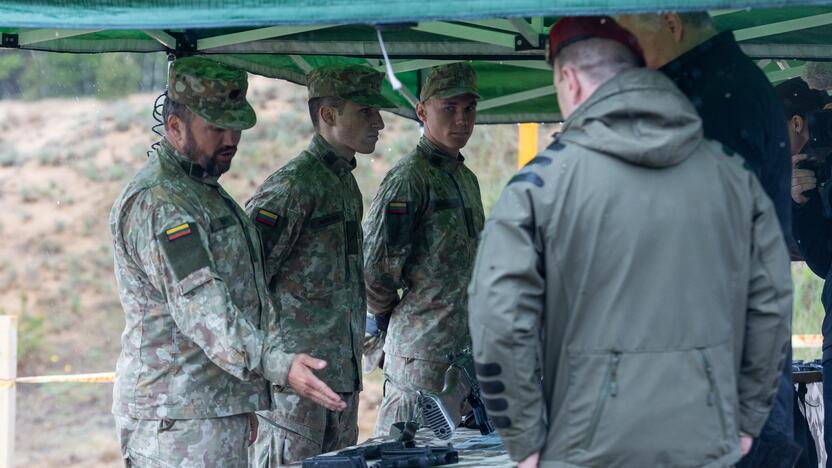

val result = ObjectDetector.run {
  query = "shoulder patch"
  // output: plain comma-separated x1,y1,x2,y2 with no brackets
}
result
158,223,211,282
492,416,512,429
475,362,502,377
165,223,192,241
254,208,279,227
523,156,552,168
386,201,408,214
384,201,414,248
484,397,509,412
547,141,566,151
250,207,288,259
507,172,544,188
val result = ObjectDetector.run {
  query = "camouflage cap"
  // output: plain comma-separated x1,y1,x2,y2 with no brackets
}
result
167,57,256,130
307,65,396,109
420,63,481,102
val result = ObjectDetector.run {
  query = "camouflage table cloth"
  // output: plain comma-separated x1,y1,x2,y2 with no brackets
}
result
291,427,513,466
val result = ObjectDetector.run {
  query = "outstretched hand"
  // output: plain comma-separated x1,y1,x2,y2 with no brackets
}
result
287,354,347,412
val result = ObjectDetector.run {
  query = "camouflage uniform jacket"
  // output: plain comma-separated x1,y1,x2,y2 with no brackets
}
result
246,134,365,393
363,136,484,362
110,139,292,420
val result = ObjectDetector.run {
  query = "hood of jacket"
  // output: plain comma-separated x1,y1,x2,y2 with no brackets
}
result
559,67,704,168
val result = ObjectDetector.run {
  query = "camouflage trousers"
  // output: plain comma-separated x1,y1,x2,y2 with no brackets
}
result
114,413,252,468
250,390,359,466
373,355,450,437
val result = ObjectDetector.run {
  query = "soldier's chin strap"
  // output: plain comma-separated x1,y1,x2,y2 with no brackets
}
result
376,29,418,108
147,90,167,157
147,57,175,158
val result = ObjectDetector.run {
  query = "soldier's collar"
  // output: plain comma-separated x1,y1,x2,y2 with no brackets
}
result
160,139,220,186
418,136,464,173
309,133,357,176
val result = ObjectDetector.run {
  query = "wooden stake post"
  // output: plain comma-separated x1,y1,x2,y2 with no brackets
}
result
0,315,16,468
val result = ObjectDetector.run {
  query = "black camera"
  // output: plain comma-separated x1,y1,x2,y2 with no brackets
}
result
797,109,832,217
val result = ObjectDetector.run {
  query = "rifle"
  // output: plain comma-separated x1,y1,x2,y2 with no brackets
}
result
418,350,494,439
376,445,459,468
301,455,367,468
303,444,458,468
337,440,414,460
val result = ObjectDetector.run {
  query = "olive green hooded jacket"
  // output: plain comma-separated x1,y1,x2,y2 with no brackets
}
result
468,68,792,468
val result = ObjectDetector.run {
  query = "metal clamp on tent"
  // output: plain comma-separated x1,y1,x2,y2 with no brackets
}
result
170,31,199,57
1,32,18,48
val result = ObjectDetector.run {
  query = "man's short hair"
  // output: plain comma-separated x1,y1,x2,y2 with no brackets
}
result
163,97,193,130
555,37,640,86
308,96,346,131
803,61,832,92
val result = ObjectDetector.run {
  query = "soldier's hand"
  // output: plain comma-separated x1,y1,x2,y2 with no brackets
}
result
792,154,817,205
247,413,258,446
517,451,540,468
288,354,347,412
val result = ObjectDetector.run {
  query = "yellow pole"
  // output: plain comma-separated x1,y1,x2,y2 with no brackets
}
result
517,123,539,168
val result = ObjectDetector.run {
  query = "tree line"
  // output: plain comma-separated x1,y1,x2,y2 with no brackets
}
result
0,51,168,100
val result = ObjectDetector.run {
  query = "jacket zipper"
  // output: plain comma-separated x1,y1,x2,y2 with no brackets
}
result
446,172,474,238
582,352,620,450
340,176,361,389
698,348,728,437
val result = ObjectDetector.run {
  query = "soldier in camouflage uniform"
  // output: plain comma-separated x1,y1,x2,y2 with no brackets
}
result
363,63,484,436
110,57,345,468
246,65,393,466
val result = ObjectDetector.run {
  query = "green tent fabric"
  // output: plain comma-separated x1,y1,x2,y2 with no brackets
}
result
0,1,829,28
1,2,830,122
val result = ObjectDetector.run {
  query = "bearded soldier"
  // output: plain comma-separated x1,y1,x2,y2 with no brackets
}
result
110,57,345,467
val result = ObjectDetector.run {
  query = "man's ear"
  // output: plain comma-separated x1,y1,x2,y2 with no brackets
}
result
166,115,185,146
792,115,805,134
320,105,337,128
415,101,428,124
662,13,684,43
561,65,583,106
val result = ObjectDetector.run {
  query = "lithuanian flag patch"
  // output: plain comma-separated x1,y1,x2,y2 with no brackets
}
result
165,223,192,241
386,201,407,215
255,209,279,226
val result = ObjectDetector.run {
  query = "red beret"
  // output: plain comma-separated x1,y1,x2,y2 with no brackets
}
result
547,16,645,66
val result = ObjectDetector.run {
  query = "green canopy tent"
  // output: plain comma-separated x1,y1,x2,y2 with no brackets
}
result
0,1,830,122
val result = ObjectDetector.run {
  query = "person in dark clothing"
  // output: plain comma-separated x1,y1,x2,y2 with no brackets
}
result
780,76,832,467
616,12,798,467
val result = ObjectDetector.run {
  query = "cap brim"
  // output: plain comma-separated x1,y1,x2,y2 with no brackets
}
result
188,101,257,131
425,87,481,101
349,93,398,110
